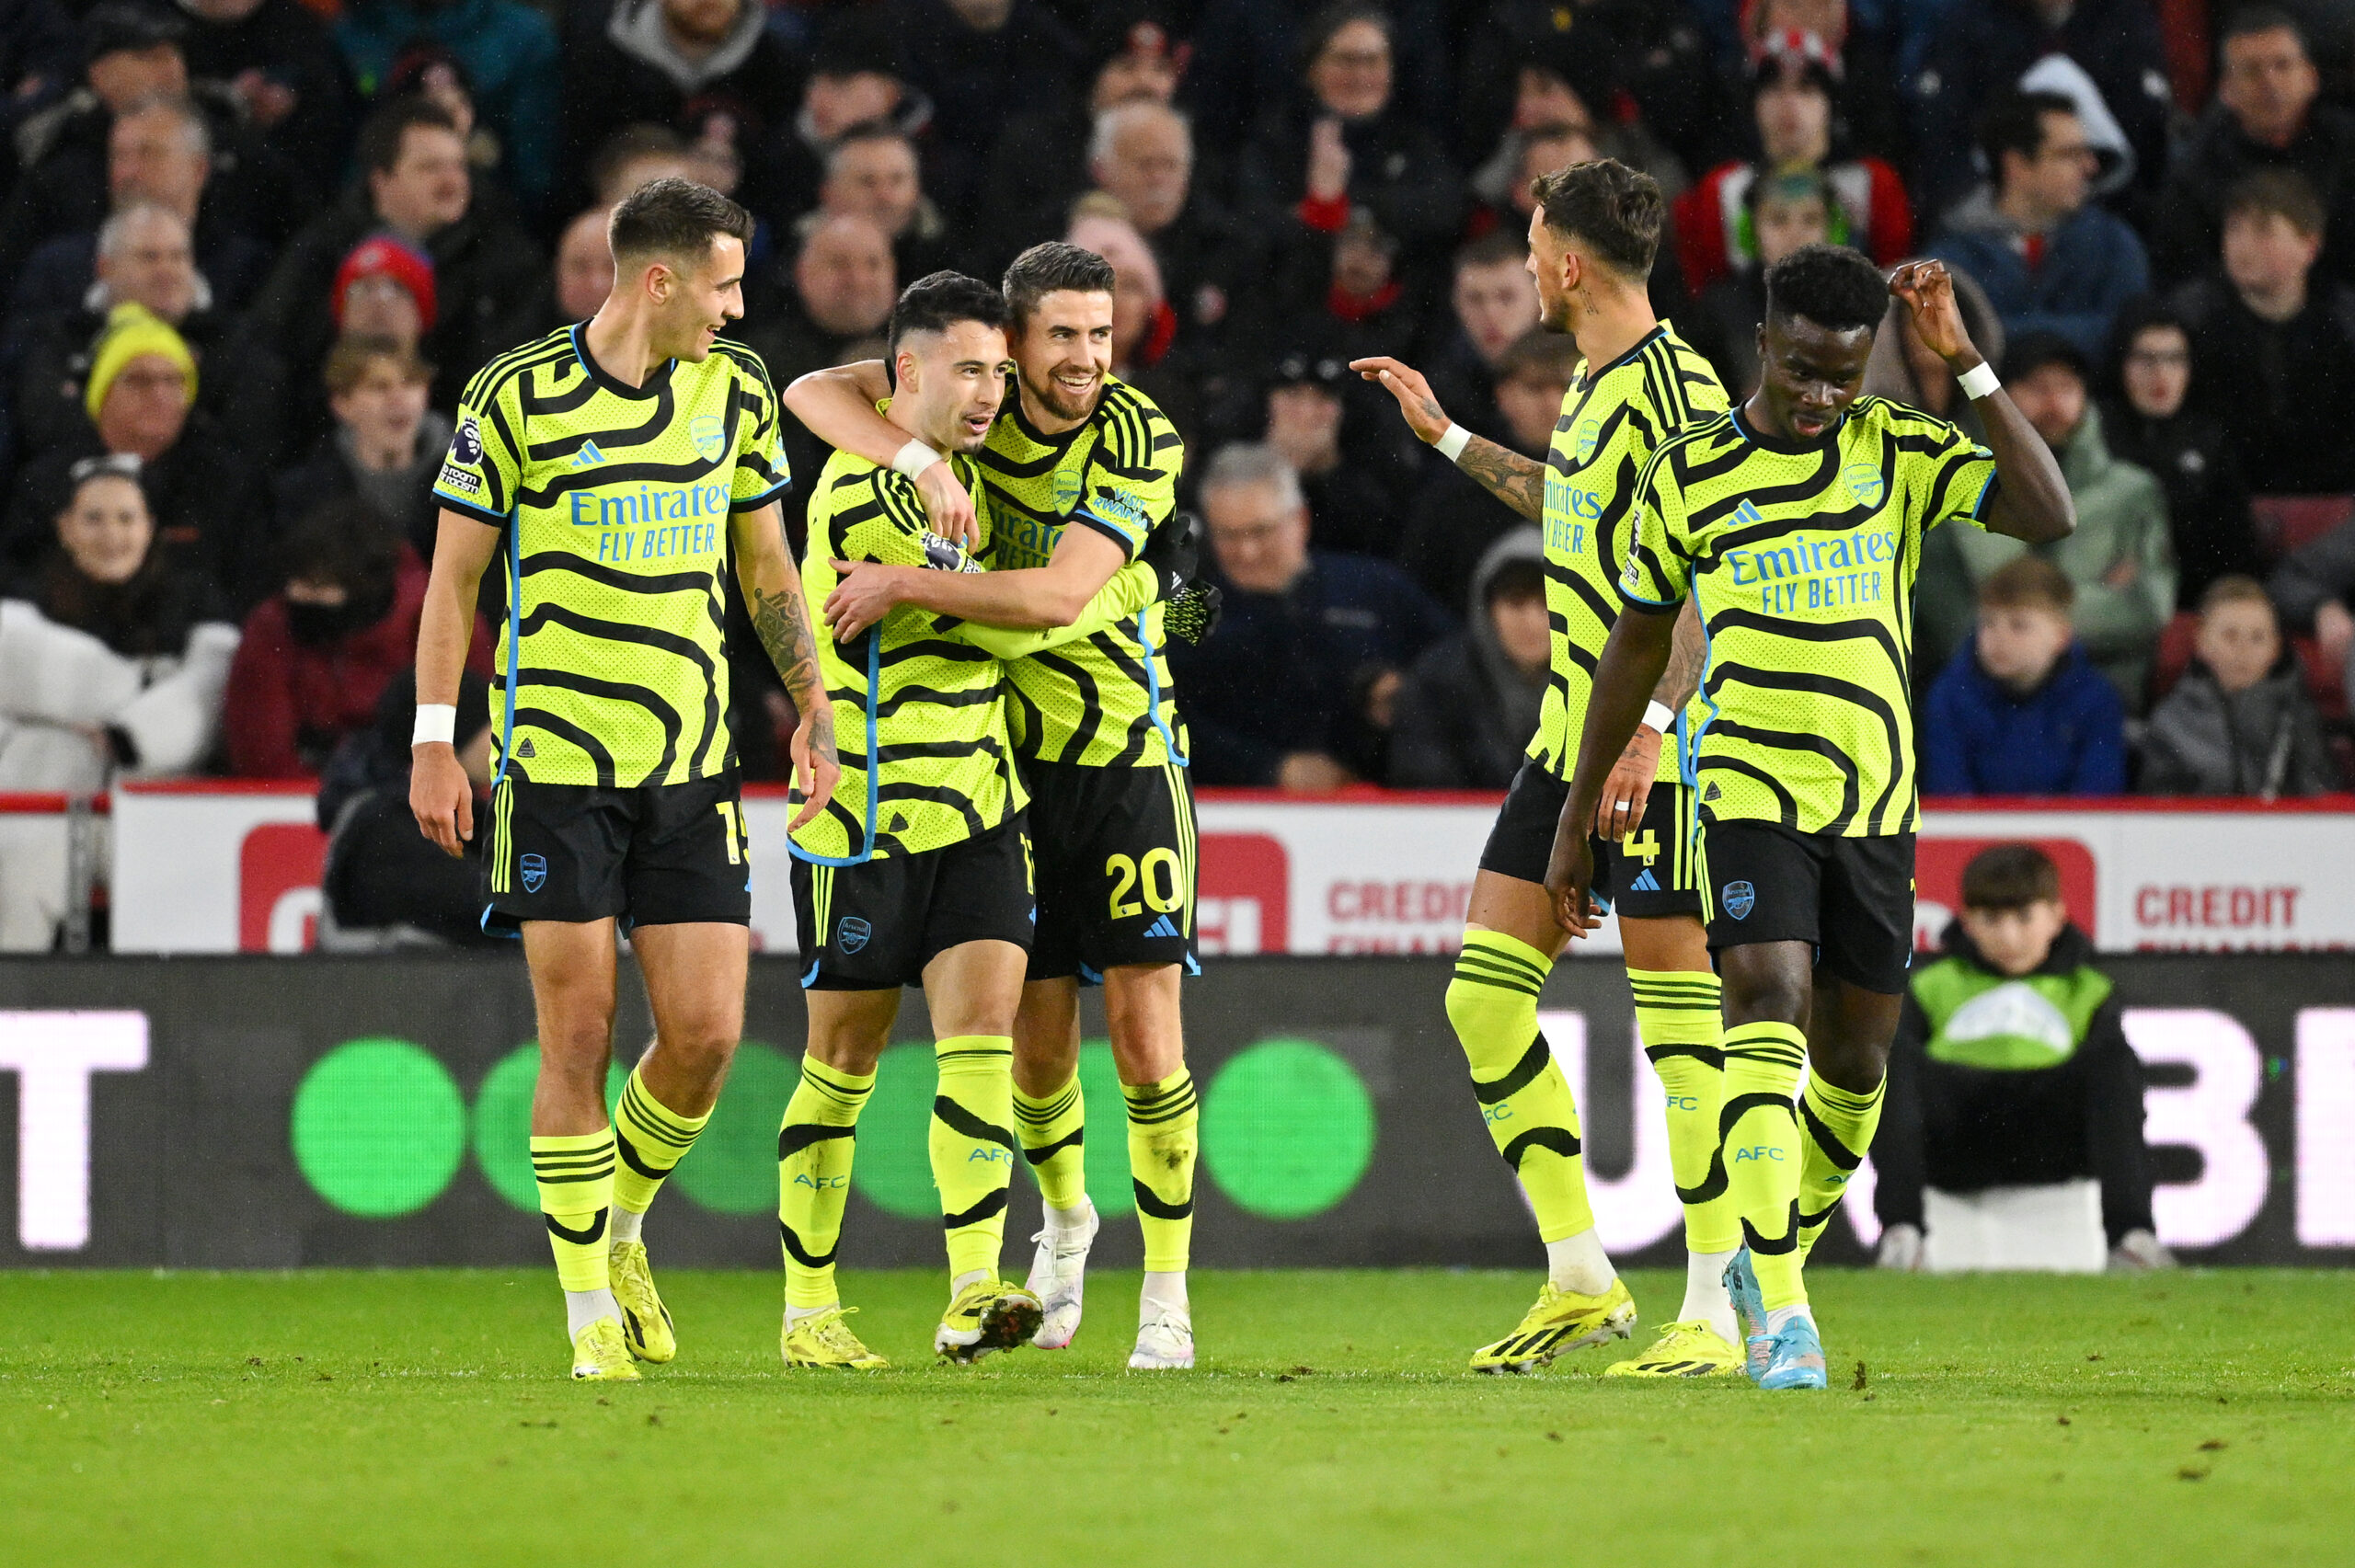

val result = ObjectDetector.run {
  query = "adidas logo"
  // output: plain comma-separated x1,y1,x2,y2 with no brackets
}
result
1141,913,1180,939
1733,498,1763,526
1630,869,1660,892
514,738,536,758
570,441,607,467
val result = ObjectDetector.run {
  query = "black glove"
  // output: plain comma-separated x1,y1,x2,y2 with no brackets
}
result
1137,509,1202,601
1162,581,1223,644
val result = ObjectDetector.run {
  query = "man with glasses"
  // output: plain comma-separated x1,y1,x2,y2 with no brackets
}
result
1928,90,2148,361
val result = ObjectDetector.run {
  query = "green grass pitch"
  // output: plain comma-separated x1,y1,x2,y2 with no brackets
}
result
3,1268,2348,1566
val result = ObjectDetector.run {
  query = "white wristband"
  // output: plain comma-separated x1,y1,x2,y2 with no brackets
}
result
1641,700,1675,735
891,438,943,479
412,704,456,747
1433,422,1472,462
1956,361,2001,401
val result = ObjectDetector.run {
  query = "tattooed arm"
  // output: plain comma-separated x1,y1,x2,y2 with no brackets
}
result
729,500,840,830
1350,354,1546,521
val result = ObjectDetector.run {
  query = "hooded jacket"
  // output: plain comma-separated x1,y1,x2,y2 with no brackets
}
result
1933,402,2177,706
2140,659,2339,797
1926,186,2151,360
1387,529,1548,788
1922,635,2128,796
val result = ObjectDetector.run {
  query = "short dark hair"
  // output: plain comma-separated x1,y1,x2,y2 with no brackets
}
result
357,97,459,177
1453,229,1527,276
827,120,916,175
283,499,400,592
2107,293,2191,390
588,123,687,199
1979,553,2074,615
1763,243,1887,334
2222,4,2306,51
1486,556,1545,605
1003,241,1117,329
1494,327,1580,384
322,334,431,396
2225,167,2326,237
888,270,1009,361
1303,1,1390,64
1530,158,1663,278
607,177,752,266
2002,329,2091,385
1979,89,2080,185
1960,842,2063,911
2200,572,2277,617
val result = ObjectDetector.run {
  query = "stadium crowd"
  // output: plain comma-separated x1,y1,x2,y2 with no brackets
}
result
6,0,2355,868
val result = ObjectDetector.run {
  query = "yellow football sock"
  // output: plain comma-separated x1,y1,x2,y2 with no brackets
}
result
931,1035,1017,1282
778,1057,871,1310
1446,930,1595,1243
1627,967,1739,1255
612,1065,711,1219
1797,1072,1884,1262
1123,1068,1198,1273
1720,1022,1809,1309
1014,1071,1087,1212
532,1129,615,1293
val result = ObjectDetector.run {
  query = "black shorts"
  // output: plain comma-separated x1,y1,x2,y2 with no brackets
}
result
1025,758,1200,982
1697,820,1915,993
790,813,1035,990
481,769,750,933
1476,758,1702,920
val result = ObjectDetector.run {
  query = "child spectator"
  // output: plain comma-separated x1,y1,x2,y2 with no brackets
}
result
1875,843,2174,1274
1682,167,1834,397
2141,576,2340,796
1924,555,2128,796
2100,299,2254,604
272,338,450,565
223,501,431,779
0,459,237,948
1388,529,1548,788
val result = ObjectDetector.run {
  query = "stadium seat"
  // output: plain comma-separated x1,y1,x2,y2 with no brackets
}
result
2248,494,2354,563
2146,610,2345,722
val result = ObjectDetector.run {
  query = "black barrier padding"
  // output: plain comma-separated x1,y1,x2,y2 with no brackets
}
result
0,954,2349,1268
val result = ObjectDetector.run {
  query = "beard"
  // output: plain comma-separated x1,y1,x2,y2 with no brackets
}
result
1028,371,1102,423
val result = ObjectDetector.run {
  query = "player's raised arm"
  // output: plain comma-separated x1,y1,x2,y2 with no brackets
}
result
1890,260,2074,544
410,508,501,857
783,357,982,546
731,500,841,832
1350,354,1546,521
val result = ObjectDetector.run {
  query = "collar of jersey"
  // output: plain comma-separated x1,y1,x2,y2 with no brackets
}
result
569,321,672,402
1574,322,1667,392
1729,400,1846,454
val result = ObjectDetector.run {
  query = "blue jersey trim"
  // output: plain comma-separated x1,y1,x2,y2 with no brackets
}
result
1132,610,1188,767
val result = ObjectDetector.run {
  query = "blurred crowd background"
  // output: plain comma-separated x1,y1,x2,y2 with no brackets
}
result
6,0,2355,838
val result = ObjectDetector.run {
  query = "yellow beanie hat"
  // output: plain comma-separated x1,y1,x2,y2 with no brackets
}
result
85,302,197,423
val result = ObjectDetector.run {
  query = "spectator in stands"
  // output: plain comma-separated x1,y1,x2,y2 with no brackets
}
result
2153,9,2355,287
2141,576,2339,796
587,122,697,207
1930,334,2175,705
4,92,272,334
741,213,895,544
1419,232,1538,448
272,338,448,564
1909,0,2173,223
0,0,79,152
982,5,1186,260
224,501,425,778
1397,328,1578,612
1731,0,1902,162
1682,167,1833,397
1388,529,1549,788
1465,118,1601,243
1261,347,1399,556
799,122,956,283
6,303,262,608
754,13,929,229
333,0,559,212
1235,4,1464,290
1068,204,1197,439
2101,299,2255,605
1083,100,1251,351
2269,519,2355,684
0,458,237,948
1298,209,1420,367
1173,443,1451,789
559,0,803,223
330,234,434,358
1456,0,1722,177
1875,843,2173,1274
10,202,283,466
898,0,1084,224
1671,48,1910,298
499,205,616,341
171,0,356,208
2172,170,2355,497
252,97,541,418
1923,555,2128,795
1928,91,2149,360
316,669,502,948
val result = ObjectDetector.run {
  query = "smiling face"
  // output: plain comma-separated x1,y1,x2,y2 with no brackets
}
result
896,318,1013,452
640,233,745,362
57,474,154,585
1012,288,1114,425
1752,312,1874,440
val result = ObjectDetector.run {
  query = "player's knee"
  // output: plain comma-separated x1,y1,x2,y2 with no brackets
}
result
1443,971,1522,1059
